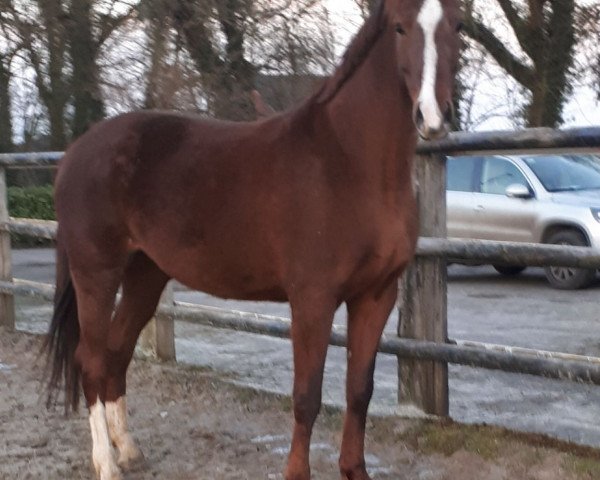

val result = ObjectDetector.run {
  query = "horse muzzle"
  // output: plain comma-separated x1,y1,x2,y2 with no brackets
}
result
413,101,453,140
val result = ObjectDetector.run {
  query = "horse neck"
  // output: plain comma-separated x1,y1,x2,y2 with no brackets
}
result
322,27,417,187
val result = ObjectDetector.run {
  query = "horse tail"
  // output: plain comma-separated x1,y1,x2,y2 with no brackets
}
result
43,233,81,414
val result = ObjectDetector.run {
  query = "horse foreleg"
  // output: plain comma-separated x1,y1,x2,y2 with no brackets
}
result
339,281,398,480
105,252,169,471
285,294,337,480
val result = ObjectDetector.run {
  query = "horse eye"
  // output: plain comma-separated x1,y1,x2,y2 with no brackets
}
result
455,21,464,32
396,24,406,35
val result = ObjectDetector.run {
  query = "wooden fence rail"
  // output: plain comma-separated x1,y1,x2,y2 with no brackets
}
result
4,218,600,268
3,278,600,388
1,126,600,418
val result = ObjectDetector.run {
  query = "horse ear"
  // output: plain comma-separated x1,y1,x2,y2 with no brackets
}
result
251,90,275,118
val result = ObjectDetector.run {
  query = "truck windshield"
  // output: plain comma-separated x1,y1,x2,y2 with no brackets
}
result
523,155,600,192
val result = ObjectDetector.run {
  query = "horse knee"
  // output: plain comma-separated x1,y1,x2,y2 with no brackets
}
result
293,390,321,426
347,379,374,414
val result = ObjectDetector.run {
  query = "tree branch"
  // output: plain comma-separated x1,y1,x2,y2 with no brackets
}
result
464,17,535,90
494,0,537,60
96,7,136,50
495,0,524,34
170,0,224,74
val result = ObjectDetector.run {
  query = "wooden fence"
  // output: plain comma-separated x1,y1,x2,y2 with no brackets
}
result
1,126,600,418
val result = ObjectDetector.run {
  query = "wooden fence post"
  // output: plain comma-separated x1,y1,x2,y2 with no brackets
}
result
139,281,176,361
398,153,449,416
0,166,15,330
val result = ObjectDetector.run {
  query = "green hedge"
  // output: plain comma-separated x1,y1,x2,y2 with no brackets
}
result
8,185,55,219
7,185,55,246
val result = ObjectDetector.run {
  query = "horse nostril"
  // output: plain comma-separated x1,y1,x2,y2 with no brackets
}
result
443,102,454,124
413,104,424,128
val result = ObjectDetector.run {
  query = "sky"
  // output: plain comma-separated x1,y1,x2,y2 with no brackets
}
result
324,0,364,41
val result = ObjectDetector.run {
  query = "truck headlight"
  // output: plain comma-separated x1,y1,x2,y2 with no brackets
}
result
592,208,600,223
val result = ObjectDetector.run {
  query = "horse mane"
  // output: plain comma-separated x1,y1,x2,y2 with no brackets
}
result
313,1,388,105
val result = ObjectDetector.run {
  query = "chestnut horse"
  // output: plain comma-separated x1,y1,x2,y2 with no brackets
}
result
45,0,462,478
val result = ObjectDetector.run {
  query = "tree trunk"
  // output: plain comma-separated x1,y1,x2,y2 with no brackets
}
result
69,0,105,138
212,0,256,120
32,0,70,149
170,0,256,121
0,56,14,153
44,102,67,149
143,0,171,109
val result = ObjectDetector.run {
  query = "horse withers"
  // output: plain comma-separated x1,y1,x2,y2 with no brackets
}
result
45,1,462,479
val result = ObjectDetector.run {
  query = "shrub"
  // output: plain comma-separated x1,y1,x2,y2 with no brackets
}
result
7,185,55,219
7,185,55,247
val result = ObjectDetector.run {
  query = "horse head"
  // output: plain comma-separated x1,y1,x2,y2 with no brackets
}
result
388,0,462,140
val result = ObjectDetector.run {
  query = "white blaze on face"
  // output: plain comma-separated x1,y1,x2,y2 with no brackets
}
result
417,0,444,132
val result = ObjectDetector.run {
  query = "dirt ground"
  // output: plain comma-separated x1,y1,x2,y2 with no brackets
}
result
2,329,600,480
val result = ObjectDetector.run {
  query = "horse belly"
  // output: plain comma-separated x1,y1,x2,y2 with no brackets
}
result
138,236,287,302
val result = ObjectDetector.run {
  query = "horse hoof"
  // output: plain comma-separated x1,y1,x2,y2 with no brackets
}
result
117,446,146,472
118,455,146,472
102,472,123,480
93,457,122,480
97,465,122,480
341,474,372,480
284,464,310,480
340,466,372,480
285,474,310,480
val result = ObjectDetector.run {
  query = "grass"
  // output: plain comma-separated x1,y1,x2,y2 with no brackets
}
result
393,418,600,480
564,454,600,478
410,421,505,459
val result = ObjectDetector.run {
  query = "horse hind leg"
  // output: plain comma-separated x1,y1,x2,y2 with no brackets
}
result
104,251,169,470
70,260,125,480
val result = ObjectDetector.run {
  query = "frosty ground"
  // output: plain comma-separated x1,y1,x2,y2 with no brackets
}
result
2,330,600,480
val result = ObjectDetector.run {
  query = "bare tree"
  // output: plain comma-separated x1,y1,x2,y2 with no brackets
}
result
69,0,137,136
166,0,257,119
138,0,335,120
4,0,71,148
140,0,172,109
0,0,136,147
353,0,379,19
573,1,600,101
463,0,577,128
0,18,17,152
